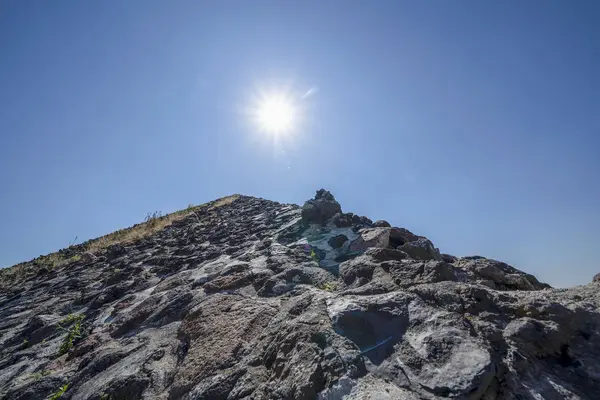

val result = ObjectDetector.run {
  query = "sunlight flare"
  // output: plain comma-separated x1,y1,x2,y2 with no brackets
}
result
251,91,298,135
257,95,295,133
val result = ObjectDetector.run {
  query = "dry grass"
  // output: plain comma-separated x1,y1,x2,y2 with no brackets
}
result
84,195,240,254
0,195,240,288
208,195,239,210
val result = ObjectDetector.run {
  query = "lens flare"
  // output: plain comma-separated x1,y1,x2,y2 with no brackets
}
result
255,94,296,134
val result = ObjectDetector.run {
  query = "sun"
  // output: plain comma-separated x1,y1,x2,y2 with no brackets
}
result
255,94,296,134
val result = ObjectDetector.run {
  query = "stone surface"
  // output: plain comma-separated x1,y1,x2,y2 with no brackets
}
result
301,189,342,225
372,220,391,228
349,228,390,252
1,190,599,400
397,237,442,261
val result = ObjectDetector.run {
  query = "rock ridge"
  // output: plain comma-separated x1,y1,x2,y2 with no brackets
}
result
0,189,598,400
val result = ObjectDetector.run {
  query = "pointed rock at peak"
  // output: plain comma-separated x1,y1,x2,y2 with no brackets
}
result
301,189,342,225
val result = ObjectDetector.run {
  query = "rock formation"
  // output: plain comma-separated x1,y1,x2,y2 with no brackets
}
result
0,190,599,399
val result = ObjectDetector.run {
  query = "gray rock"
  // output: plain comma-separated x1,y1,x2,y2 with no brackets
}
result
373,220,391,228
441,253,458,263
1,191,598,400
389,227,420,246
364,247,408,262
349,228,390,252
331,213,353,228
454,257,550,290
397,237,442,261
328,234,348,249
301,189,342,225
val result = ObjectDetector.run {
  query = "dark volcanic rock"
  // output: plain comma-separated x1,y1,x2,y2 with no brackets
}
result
373,220,391,228
1,190,598,400
301,189,342,225
328,234,348,249
397,237,442,261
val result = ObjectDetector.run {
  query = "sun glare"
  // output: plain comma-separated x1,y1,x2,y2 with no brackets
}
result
255,94,296,134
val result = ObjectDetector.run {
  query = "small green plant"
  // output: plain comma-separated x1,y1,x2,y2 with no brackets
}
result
144,211,163,227
58,314,85,356
22,338,29,347
310,249,319,263
29,370,50,381
319,282,337,292
59,313,84,326
100,393,110,400
48,383,69,400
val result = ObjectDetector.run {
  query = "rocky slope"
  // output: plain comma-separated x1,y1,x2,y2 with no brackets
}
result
1,190,599,400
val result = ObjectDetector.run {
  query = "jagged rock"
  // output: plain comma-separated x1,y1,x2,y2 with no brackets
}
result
328,234,348,249
388,260,457,287
454,257,550,291
364,247,408,262
1,190,599,400
349,228,390,252
389,227,420,246
397,237,442,261
339,255,379,286
593,272,600,283
301,189,342,225
373,220,391,228
331,213,353,228
441,253,458,263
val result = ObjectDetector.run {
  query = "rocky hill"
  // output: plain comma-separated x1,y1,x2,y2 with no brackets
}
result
1,190,599,399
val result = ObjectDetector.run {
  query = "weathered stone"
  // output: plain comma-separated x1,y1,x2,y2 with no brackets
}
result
373,220,391,227
349,228,390,252
328,234,348,249
441,253,458,263
364,247,408,262
455,258,550,291
3,190,599,400
301,189,342,225
331,213,353,228
387,260,457,287
397,237,442,261
389,227,420,246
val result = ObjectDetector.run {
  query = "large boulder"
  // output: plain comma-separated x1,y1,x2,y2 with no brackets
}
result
397,237,442,261
373,220,391,228
389,227,420,246
454,257,550,290
349,228,391,252
301,189,342,225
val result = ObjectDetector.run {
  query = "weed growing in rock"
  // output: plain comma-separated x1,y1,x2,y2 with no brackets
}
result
310,249,319,262
21,338,29,348
144,211,163,227
58,314,84,356
319,282,338,291
29,370,50,381
59,313,84,326
48,383,69,400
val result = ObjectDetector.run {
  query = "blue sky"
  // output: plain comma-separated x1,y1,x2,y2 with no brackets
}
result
1,1,598,287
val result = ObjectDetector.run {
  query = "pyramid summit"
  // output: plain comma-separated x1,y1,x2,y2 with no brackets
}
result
1,190,599,399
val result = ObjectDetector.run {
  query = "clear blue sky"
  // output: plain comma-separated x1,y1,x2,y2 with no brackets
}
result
1,1,598,287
